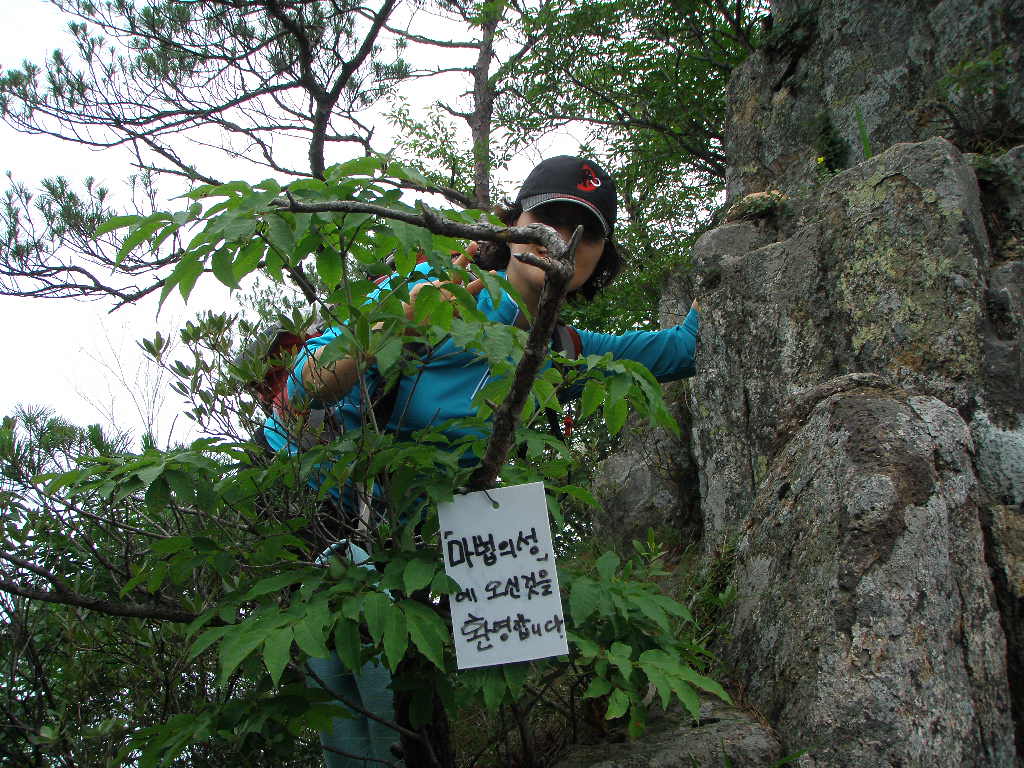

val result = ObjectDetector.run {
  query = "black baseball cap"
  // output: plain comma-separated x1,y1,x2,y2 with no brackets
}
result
516,156,616,236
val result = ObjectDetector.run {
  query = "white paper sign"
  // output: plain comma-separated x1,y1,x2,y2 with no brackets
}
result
438,481,568,669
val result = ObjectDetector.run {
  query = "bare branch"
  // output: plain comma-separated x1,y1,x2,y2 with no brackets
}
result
0,576,198,623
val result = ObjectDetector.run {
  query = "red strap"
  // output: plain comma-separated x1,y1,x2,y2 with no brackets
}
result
566,326,582,359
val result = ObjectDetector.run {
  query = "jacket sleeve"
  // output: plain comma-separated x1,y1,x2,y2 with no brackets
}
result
286,262,439,404
575,306,700,382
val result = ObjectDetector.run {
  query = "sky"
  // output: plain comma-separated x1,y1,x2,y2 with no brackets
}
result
0,0,221,443
0,0,583,446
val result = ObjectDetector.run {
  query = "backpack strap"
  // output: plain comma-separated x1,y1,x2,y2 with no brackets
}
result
546,324,583,441
551,323,582,360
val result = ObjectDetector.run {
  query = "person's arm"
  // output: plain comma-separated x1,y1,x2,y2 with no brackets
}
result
575,302,701,382
294,251,490,404
301,347,364,403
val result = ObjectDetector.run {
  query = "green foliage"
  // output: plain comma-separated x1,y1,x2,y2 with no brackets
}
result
0,157,726,766
563,545,728,736
0,0,757,761
500,0,768,331
854,105,873,160
812,111,849,174
447,532,731,764
934,46,1024,154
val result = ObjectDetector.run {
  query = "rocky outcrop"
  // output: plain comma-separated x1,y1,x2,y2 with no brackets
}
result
594,1,1024,764
590,387,701,547
659,135,1024,766
554,696,784,768
662,136,1005,550
727,0,1024,207
728,376,1013,766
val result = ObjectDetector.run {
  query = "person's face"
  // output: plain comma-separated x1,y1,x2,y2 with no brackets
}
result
508,203,606,295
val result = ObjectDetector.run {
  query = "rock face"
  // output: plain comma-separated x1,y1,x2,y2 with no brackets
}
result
727,0,1024,207
729,377,1012,766
664,136,1005,551
593,0,1024,764
590,388,701,547
555,696,784,768
663,137,1024,765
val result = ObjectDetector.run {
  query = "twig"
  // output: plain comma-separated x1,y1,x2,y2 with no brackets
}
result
322,741,400,767
304,661,424,744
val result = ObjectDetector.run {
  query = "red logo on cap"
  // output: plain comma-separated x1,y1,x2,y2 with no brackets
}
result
577,163,602,192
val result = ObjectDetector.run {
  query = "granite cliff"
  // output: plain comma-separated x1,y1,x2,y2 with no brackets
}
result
583,0,1024,764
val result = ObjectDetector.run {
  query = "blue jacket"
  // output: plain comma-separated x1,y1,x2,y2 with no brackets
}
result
263,265,699,455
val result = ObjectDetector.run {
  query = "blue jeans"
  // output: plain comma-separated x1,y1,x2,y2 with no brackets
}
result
309,542,402,767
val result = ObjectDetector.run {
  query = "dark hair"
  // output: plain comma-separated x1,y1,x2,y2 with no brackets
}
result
475,202,622,302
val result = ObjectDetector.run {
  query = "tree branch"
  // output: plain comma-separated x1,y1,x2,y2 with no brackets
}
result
0,576,197,623
469,226,581,490
276,196,567,253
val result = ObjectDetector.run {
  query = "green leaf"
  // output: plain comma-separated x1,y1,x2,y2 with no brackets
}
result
265,247,283,282
394,246,416,278
579,379,606,420
175,256,205,302
188,625,230,661
412,283,442,324
629,594,670,633
316,249,342,288
95,214,139,236
151,536,192,555
164,468,197,505
381,607,409,671
389,221,426,266
532,377,557,409
401,599,446,670
293,599,332,659
605,395,628,435
430,572,461,595
218,628,265,684
559,484,598,508
569,632,599,660
481,668,506,712
341,593,364,622
241,570,309,601
263,626,293,686
402,557,436,595
641,665,673,710
650,594,695,623
474,266,506,309
569,579,602,624
234,239,264,282
389,161,431,187
627,706,646,740
595,551,620,581
677,666,732,704
218,211,257,240
605,688,630,720
582,676,611,699
211,247,238,288
363,592,391,645
606,372,631,405
607,642,633,682
331,155,381,177
265,213,295,256
502,662,530,697
669,678,700,720
116,216,166,265
375,337,403,375
333,619,363,673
